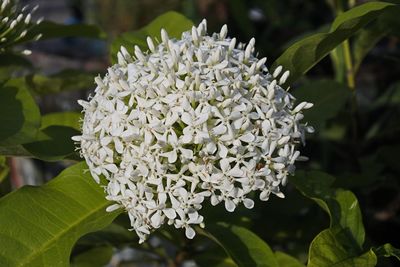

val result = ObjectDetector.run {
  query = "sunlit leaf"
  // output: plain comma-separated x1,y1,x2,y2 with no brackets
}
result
291,171,365,247
0,162,120,267
41,112,81,131
308,228,377,267
272,2,395,84
275,251,305,267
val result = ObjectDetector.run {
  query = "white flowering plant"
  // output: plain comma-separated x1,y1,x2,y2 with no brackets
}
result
0,2,400,267
73,20,314,243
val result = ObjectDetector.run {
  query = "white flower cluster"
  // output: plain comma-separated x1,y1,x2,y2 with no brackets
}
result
73,20,313,243
0,0,42,53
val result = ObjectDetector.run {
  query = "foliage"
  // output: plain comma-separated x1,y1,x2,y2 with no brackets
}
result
272,1,395,85
0,162,120,267
0,1,399,267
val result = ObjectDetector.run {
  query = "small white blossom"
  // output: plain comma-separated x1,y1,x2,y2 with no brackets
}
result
73,19,313,243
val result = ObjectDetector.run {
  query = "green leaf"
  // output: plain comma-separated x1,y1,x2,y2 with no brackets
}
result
275,252,305,267
22,126,80,161
374,243,400,261
71,246,113,267
0,162,120,267
76,221,135,247
200,223,278,267
4,70,95,96
0,109,80,161
330,2,390,30
195,246,238,267
0,145,31,157
0,126,80,161
28,70,96,95
352,23,388,73
272,2,395,84
290,171,335,213
308,228,377,267
0,86,41,146
292,80,351,129
110,11,193,62
22,21,106,42
41,112,81,130
291,171,365,247
329,190,365,247
353,5,400,73
0,156,9,183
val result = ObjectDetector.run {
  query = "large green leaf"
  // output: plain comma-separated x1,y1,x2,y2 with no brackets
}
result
292,80,351,129
290,171,376,266
110,11,193,62
200,223,278,267
291,171,364,247
272,2,395,85
23,126,80,161
0,124,80,161
275,252,305,267
0,162,120,267
0,86,41,146
41,112,81,131
308,228,377,267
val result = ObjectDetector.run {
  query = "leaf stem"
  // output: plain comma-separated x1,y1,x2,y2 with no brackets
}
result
341,39,359,151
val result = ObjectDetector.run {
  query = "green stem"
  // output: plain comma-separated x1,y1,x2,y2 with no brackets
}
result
342,40,355,89
333,0,359,157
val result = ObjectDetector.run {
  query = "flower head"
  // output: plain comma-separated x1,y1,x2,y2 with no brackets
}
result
73,19,313,243
0,0,42,53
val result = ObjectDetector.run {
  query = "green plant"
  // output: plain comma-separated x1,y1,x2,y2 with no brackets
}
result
0,1,399,266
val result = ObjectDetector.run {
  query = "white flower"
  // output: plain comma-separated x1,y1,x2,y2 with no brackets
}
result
73,19,313,243
0,0,42,52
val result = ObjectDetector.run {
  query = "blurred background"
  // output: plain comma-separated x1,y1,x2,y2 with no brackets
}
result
5,0,399,266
